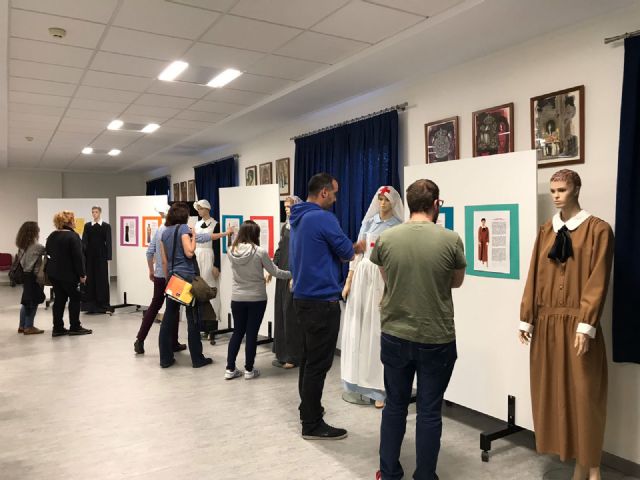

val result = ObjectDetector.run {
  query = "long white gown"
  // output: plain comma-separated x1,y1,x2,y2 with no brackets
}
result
194,218,221,318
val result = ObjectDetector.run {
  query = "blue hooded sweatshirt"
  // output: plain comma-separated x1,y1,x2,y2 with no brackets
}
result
289,202,354,301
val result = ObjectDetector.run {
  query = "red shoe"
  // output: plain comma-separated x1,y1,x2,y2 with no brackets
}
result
375,471,382,480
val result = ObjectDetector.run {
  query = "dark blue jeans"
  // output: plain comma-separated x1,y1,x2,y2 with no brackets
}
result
227,300,267,372
159,296,205,367
379,333,457,480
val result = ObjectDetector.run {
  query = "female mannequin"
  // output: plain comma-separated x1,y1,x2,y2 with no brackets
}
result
341,186,404,408
519,169,614,480
477,218,489,267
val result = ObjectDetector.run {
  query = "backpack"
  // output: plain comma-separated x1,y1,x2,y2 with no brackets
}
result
9,251,24,286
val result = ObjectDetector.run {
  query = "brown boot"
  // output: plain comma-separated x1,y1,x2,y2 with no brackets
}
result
18,327,24,334
23,327,44,335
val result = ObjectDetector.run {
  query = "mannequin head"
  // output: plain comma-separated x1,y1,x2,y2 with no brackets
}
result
91,206,101,222
481,218,486,228
307,173,338,210
549,169,581,211
378,194,392,217
194,199,211,219
284,196,302,217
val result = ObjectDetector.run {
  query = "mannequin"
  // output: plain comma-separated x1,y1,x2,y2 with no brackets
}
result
477,218,489,266
519,169,614,480
82,206,112,314
341,186,404,408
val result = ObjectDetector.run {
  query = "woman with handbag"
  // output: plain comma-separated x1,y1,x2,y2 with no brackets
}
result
158,203,212,369
15,221,46,335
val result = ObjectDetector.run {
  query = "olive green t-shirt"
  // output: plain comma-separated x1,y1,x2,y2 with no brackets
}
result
369,221,466,344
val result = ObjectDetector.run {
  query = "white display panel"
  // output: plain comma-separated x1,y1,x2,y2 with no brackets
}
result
403,150,537,429
37,198,109,243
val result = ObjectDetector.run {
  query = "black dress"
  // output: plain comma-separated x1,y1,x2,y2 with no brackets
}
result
82,221,112,313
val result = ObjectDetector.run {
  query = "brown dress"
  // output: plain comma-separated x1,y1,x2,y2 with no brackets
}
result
478,226,489,262
520,214,614,467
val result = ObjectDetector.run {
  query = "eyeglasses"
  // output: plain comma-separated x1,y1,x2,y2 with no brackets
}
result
436,199,444,207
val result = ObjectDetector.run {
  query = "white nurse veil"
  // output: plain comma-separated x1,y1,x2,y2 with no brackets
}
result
361,186,404,225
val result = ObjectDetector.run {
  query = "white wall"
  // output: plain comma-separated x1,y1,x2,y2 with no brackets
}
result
163,5,640,463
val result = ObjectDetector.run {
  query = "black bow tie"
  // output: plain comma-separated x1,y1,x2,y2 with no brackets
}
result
201,222,207,228
547,225,573,263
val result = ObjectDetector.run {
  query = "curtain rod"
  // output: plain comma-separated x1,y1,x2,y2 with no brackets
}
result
193,153,239,169
290,102,408,141
604,28,640,44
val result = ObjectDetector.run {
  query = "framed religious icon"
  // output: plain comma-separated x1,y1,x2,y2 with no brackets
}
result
530,85,584,168
180,181,187,201
259,162,273,185
173,182,180,201
472,103,514,157
425,116,459,163
245,165,257,186
187,179,196,201
275,157,290,195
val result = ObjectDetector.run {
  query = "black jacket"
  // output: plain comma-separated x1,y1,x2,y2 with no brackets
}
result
45,227,85,283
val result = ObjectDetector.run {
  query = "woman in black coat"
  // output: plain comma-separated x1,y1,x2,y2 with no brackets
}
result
16,221,46,334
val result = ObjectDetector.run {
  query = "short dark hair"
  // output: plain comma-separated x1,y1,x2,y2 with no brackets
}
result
165,203,189,226
16,221,40,250
406,179,439,215
91,206,102,212
307,173,336,196
481,218,486,222
232,220,260,248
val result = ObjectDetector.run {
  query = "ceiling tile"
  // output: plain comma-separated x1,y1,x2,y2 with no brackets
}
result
201,15,301,53
57,117,107,134
90,52,166,78
275,31,368,64
125,104,181,121
184,42,265,70
75,85,140,103
91,131,141,149
230,0,350,29
9,102,66,117
114,0,220,39
166,0,237,12
10,112,62,128
189,99,245,114
312,1,424,43
364,0,463,17
49,131,97,147
9,131,53,149
10,38,93,68
162,119,214,131
11,0,118,23
69,98,129,114
224,73,293,94
101,27,192,61
146,81,210,99
11,9,106,48
136,93,195,109
83,71,153,92
176,110,227,123
65,108,116,121
204,88,267,105
9,77,76,97
9,91,70,107
247,55,325,80
9,59,84,83
8,149,43,168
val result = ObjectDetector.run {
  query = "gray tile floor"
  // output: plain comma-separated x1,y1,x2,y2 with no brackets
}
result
0,285,637,480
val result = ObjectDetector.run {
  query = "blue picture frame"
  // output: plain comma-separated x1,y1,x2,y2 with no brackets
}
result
222,214,243,254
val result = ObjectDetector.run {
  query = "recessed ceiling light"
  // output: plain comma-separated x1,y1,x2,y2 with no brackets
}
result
82,147,93,154
107,119,124,130
207,68,242,88
141,123,160,133
108,149,121,156
158,61,188,81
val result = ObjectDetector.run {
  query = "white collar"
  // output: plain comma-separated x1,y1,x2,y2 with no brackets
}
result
92,219,103,226
552,210,591,232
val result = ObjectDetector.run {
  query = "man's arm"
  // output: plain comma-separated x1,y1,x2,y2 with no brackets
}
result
451,268,465,288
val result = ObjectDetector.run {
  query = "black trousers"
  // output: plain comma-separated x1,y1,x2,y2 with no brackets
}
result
294,299,341,430
51,278,81,331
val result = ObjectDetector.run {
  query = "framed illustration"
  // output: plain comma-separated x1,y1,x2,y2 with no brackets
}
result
259,162,272,185
187,179,196,201
73,217,85,237
120,216,139,247
530,85,584,168
141,216,162,247
435,206,454,230
245,165,257,186
222,215,243,254
275,157,290,195
180,181,187,202
464,204,519,279
173,182,180,201
425,117,459,163
472,103,514,157
250,215,274,258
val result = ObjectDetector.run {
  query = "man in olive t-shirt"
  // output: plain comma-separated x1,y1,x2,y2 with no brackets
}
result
370,179,466,480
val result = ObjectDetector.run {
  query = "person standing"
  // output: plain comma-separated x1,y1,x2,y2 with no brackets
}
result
45,210,92,337
477,218,489,267
81,206,112,314
370,179,466,480
15,221,46,335
289,173,366,440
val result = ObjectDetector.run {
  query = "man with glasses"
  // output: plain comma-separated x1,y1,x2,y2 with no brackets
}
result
370,179,466,480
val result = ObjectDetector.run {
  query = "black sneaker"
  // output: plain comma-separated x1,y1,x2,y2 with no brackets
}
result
52,328,69,337
160,358,176,368
192,358,213,368
134,339,144,354
69,326,92,336
302,420,347,440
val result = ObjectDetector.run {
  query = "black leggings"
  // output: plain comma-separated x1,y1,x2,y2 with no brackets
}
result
226,300,268,371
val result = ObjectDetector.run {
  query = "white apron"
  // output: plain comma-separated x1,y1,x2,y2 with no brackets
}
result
194,219,221,318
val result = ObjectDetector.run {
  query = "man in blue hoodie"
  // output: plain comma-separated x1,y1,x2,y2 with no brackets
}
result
289,173,366,440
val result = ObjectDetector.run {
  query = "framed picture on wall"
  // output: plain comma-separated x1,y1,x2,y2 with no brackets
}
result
173,183,180,201
180,181,187,202
275,157,290,195
472,103,514,157
425,116,459,163
259,162,272,185
530,85,584,168
141,216,162,247
187,179,196,201
120,216,139,247
245,166,257,186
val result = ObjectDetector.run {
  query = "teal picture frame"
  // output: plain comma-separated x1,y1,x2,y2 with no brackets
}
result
464,204,519,279
222,214,243,254
439,206,454,230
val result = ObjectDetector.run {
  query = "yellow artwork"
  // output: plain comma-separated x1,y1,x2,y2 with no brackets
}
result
74,217,85,236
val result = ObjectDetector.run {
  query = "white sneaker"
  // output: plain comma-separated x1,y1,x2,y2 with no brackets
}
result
224,368,242,380
244,369,260,380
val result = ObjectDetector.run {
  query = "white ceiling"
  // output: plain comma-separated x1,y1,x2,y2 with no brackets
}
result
0,0,635,173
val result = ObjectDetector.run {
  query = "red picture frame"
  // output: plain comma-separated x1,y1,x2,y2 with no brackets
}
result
249,215,274,258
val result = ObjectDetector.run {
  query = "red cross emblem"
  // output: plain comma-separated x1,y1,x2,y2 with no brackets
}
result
370,242,375,248
379,186,391,195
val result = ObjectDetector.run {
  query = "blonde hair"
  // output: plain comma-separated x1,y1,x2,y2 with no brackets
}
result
53,210,75,229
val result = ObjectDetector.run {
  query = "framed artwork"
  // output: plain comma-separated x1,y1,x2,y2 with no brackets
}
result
275,157,290,195
472,103,514,157
530,85,584,168
73,217,85,237
259,162,272,185
141,216,162,247
435,206,454,230
187,179,196,201
250,215,274,258
180,181,187,202
464,204,519,279
120,216,139,247
245,165,257,186
222,215,243,254
425,117,459,163
173,183,180,201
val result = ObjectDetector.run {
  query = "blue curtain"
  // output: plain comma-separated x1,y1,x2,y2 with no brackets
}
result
146,176,170,197
194,156,238,270
293,110,400,241
612,37,640,364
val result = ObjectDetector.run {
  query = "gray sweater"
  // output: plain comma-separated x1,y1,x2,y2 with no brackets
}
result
20,243,45,273
227,243,291,301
